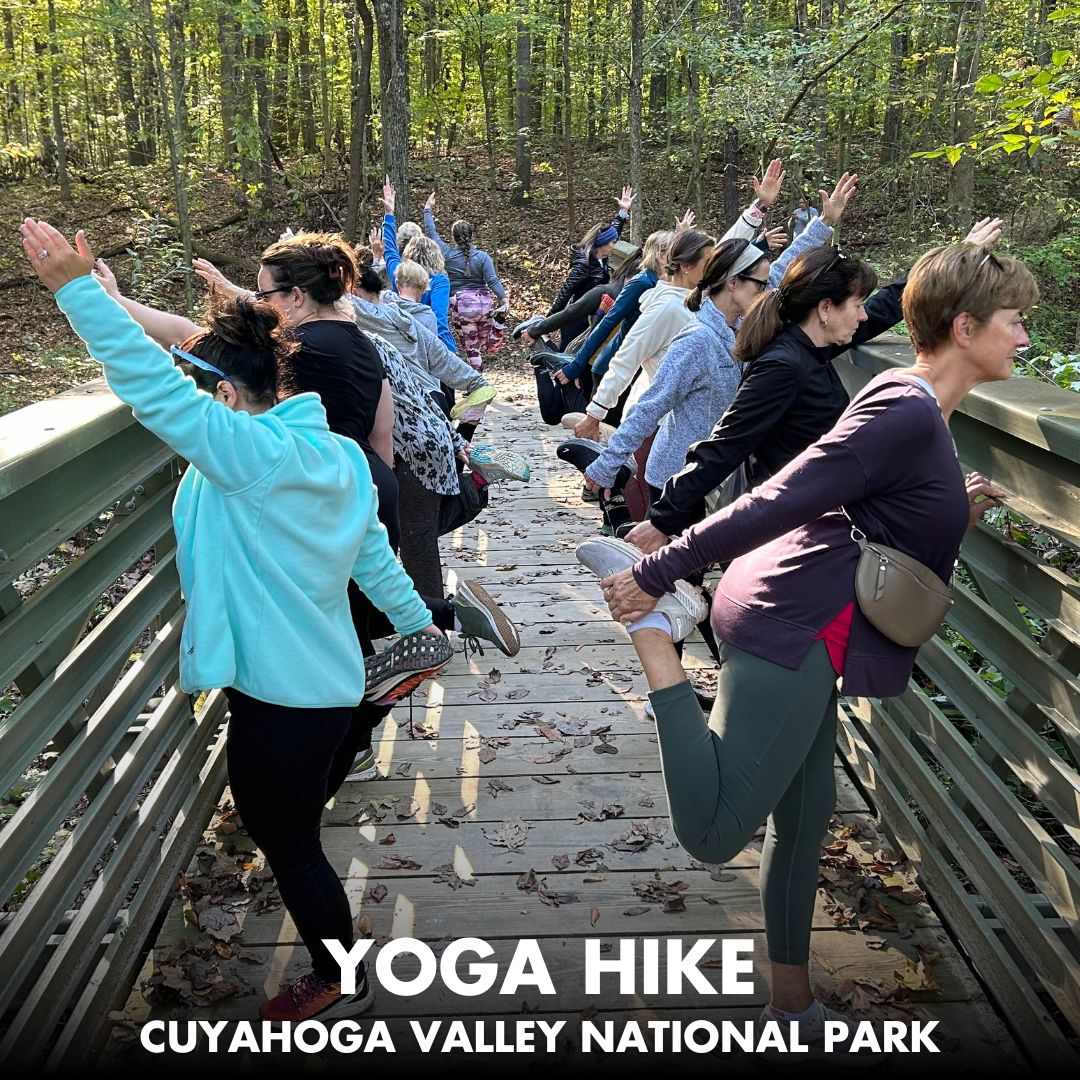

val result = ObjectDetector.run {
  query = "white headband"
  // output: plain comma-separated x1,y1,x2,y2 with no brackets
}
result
728,242,768,280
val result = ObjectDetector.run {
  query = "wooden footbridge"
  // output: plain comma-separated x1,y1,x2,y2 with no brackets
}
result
0,343,1077,1070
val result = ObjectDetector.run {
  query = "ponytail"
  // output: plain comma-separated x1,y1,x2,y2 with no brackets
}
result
733,291,785,361
662,229,714,279
686,239,764,313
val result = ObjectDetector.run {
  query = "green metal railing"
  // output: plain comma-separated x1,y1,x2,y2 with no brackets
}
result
0,380,227,1069
835,339,1080,1069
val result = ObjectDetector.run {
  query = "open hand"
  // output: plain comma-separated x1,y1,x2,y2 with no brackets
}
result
965,471,1004,528
617,186,637,214
624,519,670,555
425,191,436,213
675,208,696,232
819,172,858,227
760,226,787,252
601,568,659,624
752,159,786,208
20,219,94,292
192,257,243,297
964,217,1004,249
92,258,120,298
382,176,396,214
368,227,385,259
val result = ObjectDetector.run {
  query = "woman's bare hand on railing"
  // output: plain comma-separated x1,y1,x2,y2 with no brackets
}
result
965,471,1005,529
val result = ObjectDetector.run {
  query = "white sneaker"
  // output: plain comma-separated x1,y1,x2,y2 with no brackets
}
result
574,536,707,643
560,412,617,443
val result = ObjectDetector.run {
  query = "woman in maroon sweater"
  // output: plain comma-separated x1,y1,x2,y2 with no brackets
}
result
592,238,1038,1053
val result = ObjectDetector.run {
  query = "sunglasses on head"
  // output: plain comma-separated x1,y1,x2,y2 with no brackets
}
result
170,345,237,389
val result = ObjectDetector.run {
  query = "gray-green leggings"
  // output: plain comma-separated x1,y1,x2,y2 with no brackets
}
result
648,640,838,965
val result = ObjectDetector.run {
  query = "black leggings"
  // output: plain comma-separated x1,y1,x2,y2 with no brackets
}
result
226,689,353,983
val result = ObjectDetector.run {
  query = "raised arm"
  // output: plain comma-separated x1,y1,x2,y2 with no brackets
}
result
720,159,787,242
21,224,286,494
92,258,202,347
423,194,455,259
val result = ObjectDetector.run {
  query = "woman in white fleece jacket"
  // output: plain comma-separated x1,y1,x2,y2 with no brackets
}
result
582,229,715,427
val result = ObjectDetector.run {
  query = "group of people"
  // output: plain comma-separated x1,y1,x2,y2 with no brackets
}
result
19,194,523,1025
20,150,1040,1052
518,167,1037,1054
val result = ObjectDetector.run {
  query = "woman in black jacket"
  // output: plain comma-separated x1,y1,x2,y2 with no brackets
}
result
547,185,636,349
627,216,1004,554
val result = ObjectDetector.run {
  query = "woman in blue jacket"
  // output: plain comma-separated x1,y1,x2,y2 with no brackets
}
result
20,218,451,1026
381,180,455,352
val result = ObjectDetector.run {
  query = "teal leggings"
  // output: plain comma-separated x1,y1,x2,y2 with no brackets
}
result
648,640,838,965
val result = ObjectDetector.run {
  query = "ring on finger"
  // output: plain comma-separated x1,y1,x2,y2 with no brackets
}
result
37,249,50,260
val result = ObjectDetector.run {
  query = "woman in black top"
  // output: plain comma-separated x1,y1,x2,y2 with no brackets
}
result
547,185,635,349
628,216,1005,554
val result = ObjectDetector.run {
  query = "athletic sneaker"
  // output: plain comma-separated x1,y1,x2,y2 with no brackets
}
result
581,482,600,504
512,317,543,340
755,1004,883,1064
259,971,375,1021
452,580,521,656
561,412,617,443
363,630,454,704
450,384,497,421
575,536,707,643
557,437,636,480
468,445,531,484
531,350,572,374
344,747,379,782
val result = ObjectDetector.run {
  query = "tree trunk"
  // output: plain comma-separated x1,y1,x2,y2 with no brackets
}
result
628,0,644,243
373,0,410,220
165,1,189,160
562,0,574,236
272,0,291,145
45,0,70,198
3,10,20,142
318,0,332,171
530,30,545,138
948,0,984,218
346,0,375,240
113,28,149,165
143,0,192,307
816,0,832,172
880,30,907,165
296,0,318,153
253,24,274,204
683,0,703,208
585,0,596,145
512,8,531,205
218,12,237,167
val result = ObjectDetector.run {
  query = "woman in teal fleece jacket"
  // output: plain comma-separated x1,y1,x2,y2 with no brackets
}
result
20,219,440,1023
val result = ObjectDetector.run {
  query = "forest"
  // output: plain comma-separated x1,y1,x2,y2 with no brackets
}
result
0,0,1077,410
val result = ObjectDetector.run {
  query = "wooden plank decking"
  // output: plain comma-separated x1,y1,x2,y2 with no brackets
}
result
103,369,1026,1071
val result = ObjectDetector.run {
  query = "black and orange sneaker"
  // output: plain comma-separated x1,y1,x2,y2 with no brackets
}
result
363,629,454,704
258,971,375,1021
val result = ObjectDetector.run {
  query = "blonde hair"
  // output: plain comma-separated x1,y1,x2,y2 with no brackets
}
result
903,243,1039,353
397,221,422,245
394,259,430,294
642,230,675,274
403,235,445,275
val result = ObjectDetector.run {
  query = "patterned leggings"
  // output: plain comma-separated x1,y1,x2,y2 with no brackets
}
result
451,288,504,370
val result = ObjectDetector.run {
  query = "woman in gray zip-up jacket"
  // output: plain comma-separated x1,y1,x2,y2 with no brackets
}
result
585,216,836,493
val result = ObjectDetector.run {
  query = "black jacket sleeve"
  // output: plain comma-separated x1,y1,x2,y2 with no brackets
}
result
549,251,592,315
532,284,618,338
648,359,803,536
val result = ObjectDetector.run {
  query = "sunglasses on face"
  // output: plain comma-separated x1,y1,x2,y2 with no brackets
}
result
170,345,237,388
736,273,770,292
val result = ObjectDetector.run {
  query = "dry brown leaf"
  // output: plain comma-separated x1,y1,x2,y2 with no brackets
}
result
590,906,600,927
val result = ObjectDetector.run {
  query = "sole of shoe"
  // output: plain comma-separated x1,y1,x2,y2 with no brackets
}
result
450,385,497,421
364,635,454,704
456,580,521,656
344,762,380,782
469,450,530,484
313,979,377,1021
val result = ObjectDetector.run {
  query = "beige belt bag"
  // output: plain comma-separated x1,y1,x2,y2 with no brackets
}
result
847,519,954,648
